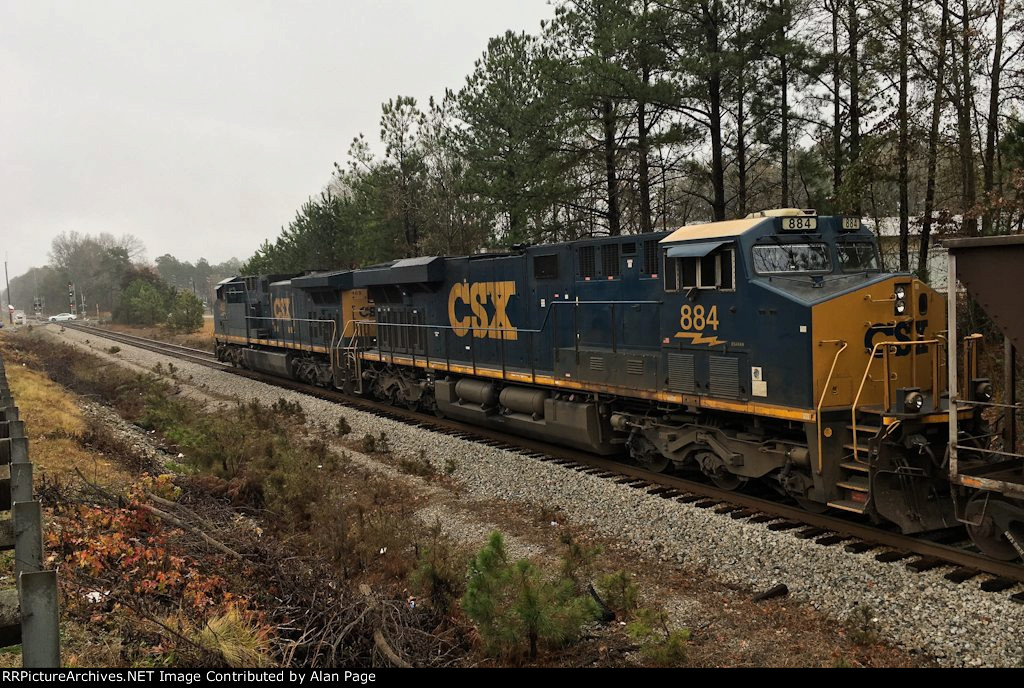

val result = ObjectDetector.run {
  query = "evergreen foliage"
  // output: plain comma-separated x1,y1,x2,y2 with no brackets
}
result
242,0,1024,279
167,290,205,333
461,531,600,659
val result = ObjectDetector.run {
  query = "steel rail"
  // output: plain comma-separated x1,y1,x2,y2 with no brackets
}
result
62,323,222,367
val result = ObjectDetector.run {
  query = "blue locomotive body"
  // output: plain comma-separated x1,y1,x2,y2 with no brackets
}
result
215,211,983,538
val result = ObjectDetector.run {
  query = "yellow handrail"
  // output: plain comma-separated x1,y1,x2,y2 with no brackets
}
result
850,338,943,459
815,340,848,475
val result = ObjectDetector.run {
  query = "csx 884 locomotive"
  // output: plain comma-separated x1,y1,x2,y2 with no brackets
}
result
215,210,1002,552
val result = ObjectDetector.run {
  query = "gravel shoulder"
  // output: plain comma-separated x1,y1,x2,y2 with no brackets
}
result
40,324,1024,667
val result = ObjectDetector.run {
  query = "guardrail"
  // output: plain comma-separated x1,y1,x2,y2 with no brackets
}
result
0,355,60,667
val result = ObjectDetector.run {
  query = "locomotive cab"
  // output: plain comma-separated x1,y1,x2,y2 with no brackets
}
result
651,209,963,532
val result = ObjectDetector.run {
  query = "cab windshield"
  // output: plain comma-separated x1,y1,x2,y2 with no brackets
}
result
751,243,831,274
837,242,881,272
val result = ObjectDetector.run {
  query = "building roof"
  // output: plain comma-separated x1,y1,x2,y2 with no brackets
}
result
943,235,1024,251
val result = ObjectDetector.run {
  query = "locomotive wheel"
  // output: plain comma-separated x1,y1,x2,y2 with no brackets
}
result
795,497,829,514
641,455,671,473
695,451,745,490
708,469,746,491
628,434,669,473
965,495,1024,561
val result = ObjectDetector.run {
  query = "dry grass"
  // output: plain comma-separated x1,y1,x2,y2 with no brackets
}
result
107,316,215,350
4,363,131,486
7,364,84,437
170,606,272,668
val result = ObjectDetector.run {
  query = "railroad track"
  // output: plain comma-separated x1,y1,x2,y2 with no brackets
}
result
62,324,225,367
58,321,1024,599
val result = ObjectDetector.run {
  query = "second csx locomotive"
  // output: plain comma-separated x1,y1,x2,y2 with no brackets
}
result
215,210,1003,551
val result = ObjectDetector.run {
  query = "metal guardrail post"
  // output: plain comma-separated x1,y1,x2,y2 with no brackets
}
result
10,436,28,466
9,463,31,506
13,502,42,579
19,571,59,668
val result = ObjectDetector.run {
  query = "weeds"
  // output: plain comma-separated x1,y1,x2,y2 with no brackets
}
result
397,450,436,478
168,606,272,668
269,397,304,422
627,607,691,666
359,431,393,455
336,416,352,437
559,533,602,591
360,433,376,453
597,570,639,617
845,604,879,645
410,521,469,615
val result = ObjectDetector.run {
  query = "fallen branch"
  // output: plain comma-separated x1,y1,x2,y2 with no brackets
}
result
374,629,412,668
360,584,412,668
74,467,243,560
147,491,218,533
140,502,244,561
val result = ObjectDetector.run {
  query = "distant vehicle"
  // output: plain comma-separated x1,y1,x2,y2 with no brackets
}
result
48,313,77,322
13,311,26,325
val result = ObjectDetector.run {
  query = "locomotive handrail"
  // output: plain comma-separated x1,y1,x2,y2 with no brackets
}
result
335,299,665,388
815,339,848,474
243,316,339,368
850,338,944,460
340,299,663,340
953,398,1024,410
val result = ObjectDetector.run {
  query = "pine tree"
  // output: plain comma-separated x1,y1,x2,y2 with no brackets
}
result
461,532,599,659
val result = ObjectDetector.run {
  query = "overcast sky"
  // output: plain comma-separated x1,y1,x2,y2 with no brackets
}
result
0,0,553,279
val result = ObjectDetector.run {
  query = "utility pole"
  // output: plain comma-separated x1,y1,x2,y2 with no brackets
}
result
4,254,11,324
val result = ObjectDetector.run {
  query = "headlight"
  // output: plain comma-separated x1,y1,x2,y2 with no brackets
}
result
895,285,907,300
975,381,994,402
904,391,925,413
895,299,907,315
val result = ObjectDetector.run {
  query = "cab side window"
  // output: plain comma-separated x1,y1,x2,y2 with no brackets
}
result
665,248,735,292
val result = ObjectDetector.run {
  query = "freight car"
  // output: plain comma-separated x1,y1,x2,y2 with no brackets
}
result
215,210,1015,557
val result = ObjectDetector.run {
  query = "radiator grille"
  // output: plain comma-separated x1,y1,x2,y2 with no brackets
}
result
589,356,604,371
643,239,659,275
626,358,644,375
579,246,596,279
709,355,740,399
602,244,620,277
667,353,695,393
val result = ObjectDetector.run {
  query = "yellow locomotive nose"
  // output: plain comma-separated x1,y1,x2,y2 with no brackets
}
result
812,276,944,414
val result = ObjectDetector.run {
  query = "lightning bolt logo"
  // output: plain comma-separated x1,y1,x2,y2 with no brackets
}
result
674,332,727,346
